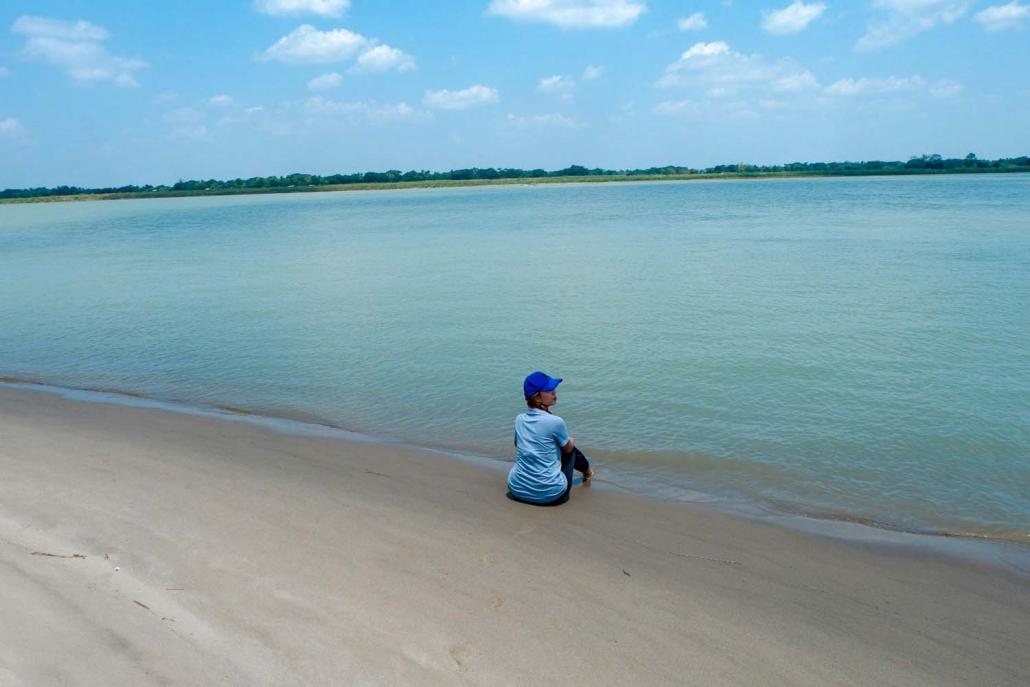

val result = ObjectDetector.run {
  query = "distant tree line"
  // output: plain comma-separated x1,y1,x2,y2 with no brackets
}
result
3,155,1028,200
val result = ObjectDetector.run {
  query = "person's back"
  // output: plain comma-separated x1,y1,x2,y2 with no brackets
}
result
507,408,569,503
507,371,592,506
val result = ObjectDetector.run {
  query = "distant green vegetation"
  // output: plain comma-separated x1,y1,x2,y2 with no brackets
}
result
3,154,1027,203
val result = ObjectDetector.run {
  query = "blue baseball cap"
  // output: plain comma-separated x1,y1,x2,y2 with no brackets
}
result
524,371,562,399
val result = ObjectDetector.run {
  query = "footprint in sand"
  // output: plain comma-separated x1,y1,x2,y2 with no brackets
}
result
479,552,496,567
449,642,473,672
490,594,505,610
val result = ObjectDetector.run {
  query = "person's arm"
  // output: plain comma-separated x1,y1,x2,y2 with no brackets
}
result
554,416,574,455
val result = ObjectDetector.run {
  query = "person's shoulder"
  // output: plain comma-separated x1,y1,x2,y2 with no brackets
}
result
542,412,566,427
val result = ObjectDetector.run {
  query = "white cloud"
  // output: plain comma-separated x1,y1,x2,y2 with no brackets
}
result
538,74,576,100
824,74,926,95
761,1,826,35
207,94,234,107
423,84,500,110
0,117,26,137
677,41,730,61
974,1,1029,30
821,73,963,100
253,0,350,17
656,41,822,116
12,15,147,86
351,44,415,73
164,107,208,140
856,1,970,51
258,26,414,75
773,69,819,91
11,16,108,41
583,64,604,80
652,99,695,115
304,96,416,121
658,41,805,90
505,112,580,128
678,12,708,30
487,0,647,29
929,78,963,97
258,24,367,63
654,97,761,120
308,72,343,91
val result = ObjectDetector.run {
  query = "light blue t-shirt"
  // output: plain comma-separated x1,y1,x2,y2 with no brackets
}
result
507,409,570,503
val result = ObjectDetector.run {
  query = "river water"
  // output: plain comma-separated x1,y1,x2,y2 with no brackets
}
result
2,175,1027,543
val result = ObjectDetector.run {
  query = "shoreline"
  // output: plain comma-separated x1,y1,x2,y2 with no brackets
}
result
1,381,1027,685
2,374,1027,566
3,167,1028,205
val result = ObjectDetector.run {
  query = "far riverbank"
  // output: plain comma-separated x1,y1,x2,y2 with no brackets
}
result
3,166,1028,205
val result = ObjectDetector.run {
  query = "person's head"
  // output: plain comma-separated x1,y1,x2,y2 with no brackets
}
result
524,371,562,411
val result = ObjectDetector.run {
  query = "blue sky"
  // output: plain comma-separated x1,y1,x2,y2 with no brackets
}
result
1,0,1028,188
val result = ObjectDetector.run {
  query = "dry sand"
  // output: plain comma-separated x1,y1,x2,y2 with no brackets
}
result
0,384,1027,686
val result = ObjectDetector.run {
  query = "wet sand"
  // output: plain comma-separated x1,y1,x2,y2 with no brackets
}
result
0,384,1027,686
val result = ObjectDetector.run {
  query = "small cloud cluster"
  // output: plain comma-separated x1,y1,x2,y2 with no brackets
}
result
0,66,10,77
677,12,708,31
159,94,269,140
653,99,694,115
352,44,415,73
505,112,580,129
824,74,925,95
655,41,820,119
259,25,365,63
11,15,147,86
164,107,208,140
974,1,1029,30
658,41,818,93
423,84,499,110
0,117,25,138
253,0,350,17
487,0,646,29
856,0,971,51
207,94,234,107
761,1,826,35
655,38,965,118
774,70,819,92
258,24,414,73
304,96,416,120
825,74,962,98
535,65,605,101
307,71,343,91
538,74,576,100
929,78,963,97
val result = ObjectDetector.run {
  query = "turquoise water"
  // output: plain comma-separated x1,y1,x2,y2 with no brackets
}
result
1,176,1028,543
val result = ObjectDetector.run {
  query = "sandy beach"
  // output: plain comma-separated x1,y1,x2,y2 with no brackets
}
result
0,384,1027,686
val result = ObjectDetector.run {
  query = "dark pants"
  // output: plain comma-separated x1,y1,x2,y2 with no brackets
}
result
511,447,591,507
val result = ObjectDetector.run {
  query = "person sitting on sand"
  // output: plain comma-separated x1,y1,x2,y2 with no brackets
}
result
507,371,595,506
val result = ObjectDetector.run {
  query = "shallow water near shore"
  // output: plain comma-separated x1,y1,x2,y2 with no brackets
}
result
1,175,1028,544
